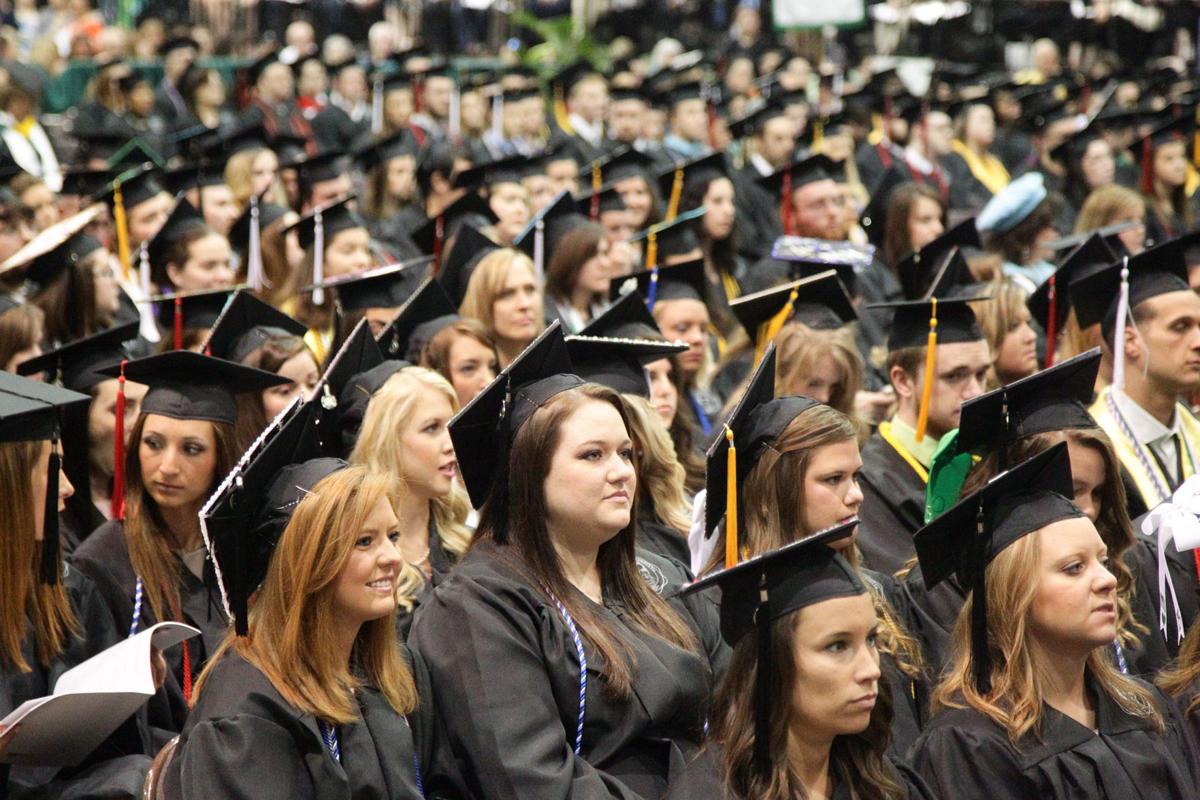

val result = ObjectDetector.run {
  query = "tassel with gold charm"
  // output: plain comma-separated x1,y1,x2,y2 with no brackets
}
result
724,425,738,569
915,298,938,442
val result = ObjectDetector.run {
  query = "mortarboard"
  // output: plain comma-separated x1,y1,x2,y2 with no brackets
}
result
1039,221,1134,258
565,335,687,398
289,150,351,186
163,158,229,195
1026,233,1117,366
0,204,103,283
96,163,166,210
513,191,590,278
768,237,875,296
756,154,842,235
582,146,657,189
611,256,708,312
1129,115,1193,195
16,320,140,392
152,285,241,349
409,191,498,265
355,130,419,173
452,154,531,190
376,276,460,362
655,152,727,221
895,218,981,300
730,270,857,363
283,195,368,304
146,197,206,285
202,290,307,364
301,257,430,313
578,289,661,340
435,223,500,307
626,206,706,270
728,100,789,139
574,182,627,219
228,199,289,254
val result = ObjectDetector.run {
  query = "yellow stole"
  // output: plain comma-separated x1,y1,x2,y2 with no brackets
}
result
877,420,931,484
950,139,1010,196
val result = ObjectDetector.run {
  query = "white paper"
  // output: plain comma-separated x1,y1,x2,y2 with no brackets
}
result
1,622,199,766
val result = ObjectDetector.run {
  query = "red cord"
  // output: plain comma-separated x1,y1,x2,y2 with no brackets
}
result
1045,275,1057,368
112,360,127,521
181,639,192,703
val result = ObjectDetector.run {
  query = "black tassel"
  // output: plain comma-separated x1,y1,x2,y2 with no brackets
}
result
491,380,513,545
998,395,1010,473
970,504,991,694
232,479,250,636
752,586,772,778
40,435,61,584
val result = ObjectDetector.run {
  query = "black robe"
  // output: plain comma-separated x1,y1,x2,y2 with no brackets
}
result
665,744,935,799
69,520,229,742
311,104,372,154
408,542,727,800
635,508,692,569
1,565,151,799
912,678,1200,799
730,165,781,263
861,567,930,759
940,150,996,214
858,431,927,576
163,649,433,799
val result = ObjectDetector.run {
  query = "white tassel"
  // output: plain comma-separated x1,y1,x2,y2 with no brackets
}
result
449,86,461,141
312,209,325,306
1142,475,1200,643
491,91,503,141
138,242,151,298
1112,256,1130,391
687,489,713,576
371,75,384,135
246,196,267,291
533,218,545,283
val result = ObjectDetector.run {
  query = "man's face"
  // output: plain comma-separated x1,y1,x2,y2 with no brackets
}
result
671,99,709,143
923,112,953,156
791,179,845,240
310,175,353,210
336,65,369,105
569,77,608,124
1135,290,1200,394
608,98,644,142
424,76,454,118
259,63,294,104
920,340,993,437
757,116,798,167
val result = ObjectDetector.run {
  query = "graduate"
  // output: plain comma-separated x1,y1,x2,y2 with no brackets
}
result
457,246,544,369
910,444,1200,798
166,398,436,798
666,529,934,800
410,324,725,800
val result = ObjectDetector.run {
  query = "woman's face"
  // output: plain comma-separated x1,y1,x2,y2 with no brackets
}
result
298,59,329,98
262,348,319,421
332,495,402,628
800,438,864,545
129,194,173,248
138,414,219,512
1154,142,1188,189
653,299,709,375
491,261,541,345
1080,139,1115,189
251,149,279,198
397,384,458,500
543,399,637,545
645,358,678,426
615,176,653,228
385,155,417,203
789,593,881,742
446,333,498,407
994,308,1039,383
489,182,530,243
167,233,234,292
197,71,225,107
1028,517,1118,658
88,378,146,477
702,177,736,241
91,254,120,315
907,195,944,252
324,227,373,277
964,105,996,147
1066,439,1105,524
576,237,614,296
795,353,843,405
31,438,75,538
522,174,557,214
1113,206,1146,255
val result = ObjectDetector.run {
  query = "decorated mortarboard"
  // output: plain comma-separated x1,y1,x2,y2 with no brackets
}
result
409,191,498,265
578,289,660,340
677,520,863,775
627,206,706,269
915,443,1081,691
0,371,90,582
301,257,431,313
1026,233,1117,364
574,182,627,219
16,320,140,392
611,256,708,311
200,397,330,634
513,191,590,278
0,204,103,283
895,218,981,300
565,334,686,397
355,130,419,172
436,223,500,307
655,152,727,221
769,236,875,295
704,344,822,539
152,285,241,349
449,322,583,518
202,290,307,364
731,270,857,361
376,276,460,361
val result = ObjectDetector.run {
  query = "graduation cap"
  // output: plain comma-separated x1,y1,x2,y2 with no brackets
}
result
0,371,90,582
677,521,863,776
1026,233,1117,366
164,158,230,196
200,397,332,634
355,130,419,173
574,182,627,220
513,191,589,278
728,100,789,139
59,166,113,198
915,443,1081,692
1039,221,1135,257
626,206,706,270
0,204,103,283
452,153,531,190
704,344,822,540
449,322,582,518
731,270,857,363
228,196,290,293
665,80,706,107
146,196,205,284
895,218,981,301
97,163,165,210
302,319,390,454
105,137,166,172
376,276,460,361
756,154,842,235
246,48,282,84
301,257,430,313
1129,115,1193,194
578,289,661,340
152,285,241,349
289,150,351,186
203,290,307,363
655,152,727,221
1049,119,1104,166
565,335,687,397
436,223,500,307
583,146,657,188
409,191,498,266
283,196,368,304
768,236,875,296
159,36,199,56
611,256,708,312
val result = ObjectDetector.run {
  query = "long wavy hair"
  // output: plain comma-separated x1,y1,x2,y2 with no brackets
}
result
123,413,239,625
474,384,699,701
0,303,43,372
623,395,692,534
32,248,114,343
232,331,314,448
713,609,905,800
933,530,1163,742
194,467,418,722
664,353,705,494
775,322,866,438
0,440,79,671
348,367,473,562
1158,617,1200,716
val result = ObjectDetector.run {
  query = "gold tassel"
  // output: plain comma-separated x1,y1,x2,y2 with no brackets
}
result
753,286,798,367
645,230,658,271
811,120,824,152
915,298,938,442
724,425,738,569
113,180,131,280
553,84,574,136
666,167,684,221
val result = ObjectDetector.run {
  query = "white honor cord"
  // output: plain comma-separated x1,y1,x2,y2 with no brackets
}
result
1141,475,1200,643
1112,257,1130,390
312,209,325,306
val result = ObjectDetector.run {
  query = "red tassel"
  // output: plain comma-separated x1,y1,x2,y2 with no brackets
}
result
414,78,424,115
431,214,445,275
112,360,127,521
1140,138,1153,195
181,639,193,703
707,102,718,149
1044,275,1057,368
173,296,183,350
780,168,794,236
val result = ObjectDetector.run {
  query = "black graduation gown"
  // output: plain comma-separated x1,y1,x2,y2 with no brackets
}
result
1,565,151,799
636,507,692,569
69,520,229,742
163,649,433,799
861,567,930,759
857,431,927,576
311,104,372,154
940,151,996,214
408,541,727,800
730,166,781,262
395,518,457,641
912,678,1200,799
665,744,936,799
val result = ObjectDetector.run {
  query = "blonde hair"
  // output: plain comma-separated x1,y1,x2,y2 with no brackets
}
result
194,467,418,722
458,248,545,338
623,395,692,534
224,148,289,210
933,530,1163,743
775,322,866,435
969,278,1030,390
1075,185,1145,238
348,367,473,562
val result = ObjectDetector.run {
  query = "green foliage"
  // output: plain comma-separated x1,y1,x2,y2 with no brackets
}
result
511,11,612,79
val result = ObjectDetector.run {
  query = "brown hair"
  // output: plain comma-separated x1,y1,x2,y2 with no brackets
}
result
362,155,416,220
1075,185,1145,236
475,384,699,700
624,395,692,535
159,222,218,289
544,222,606,307
0,440,79,670
881,183,945,271
194,467,418,722
0,303,43,372
421,317,499,377
1159,618,1200,715
236,211,300,310
231,332,311,448
983,195,1064,267
968,278,1029,389
122,413,239,624
666,353,705,494
32,249,113,342
713,610,905,800
775,322,866,434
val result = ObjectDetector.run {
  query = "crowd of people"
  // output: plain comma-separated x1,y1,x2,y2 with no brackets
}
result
8,2,1200,799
